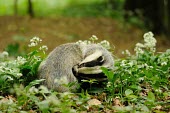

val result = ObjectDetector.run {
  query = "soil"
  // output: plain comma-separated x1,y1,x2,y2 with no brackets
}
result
0,16,169,57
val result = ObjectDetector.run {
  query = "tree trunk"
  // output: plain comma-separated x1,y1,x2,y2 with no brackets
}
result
28,0,34,17
14,0,18,15
162,0,170,35
124,0,170,36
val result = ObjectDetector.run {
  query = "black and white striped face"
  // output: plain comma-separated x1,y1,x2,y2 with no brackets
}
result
73,44,114,82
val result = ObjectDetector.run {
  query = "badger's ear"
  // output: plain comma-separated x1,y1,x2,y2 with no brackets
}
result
79,50,103,65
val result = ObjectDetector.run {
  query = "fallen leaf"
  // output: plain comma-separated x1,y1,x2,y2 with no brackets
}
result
113,97,121,106
87,99,101,106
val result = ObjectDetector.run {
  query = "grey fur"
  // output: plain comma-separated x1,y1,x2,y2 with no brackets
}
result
38,43,114,92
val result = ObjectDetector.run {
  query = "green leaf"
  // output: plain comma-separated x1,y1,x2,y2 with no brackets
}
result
37,100,50,113
101,67,114,81
125,89,133,96
147,91,155,102
25,79,45,91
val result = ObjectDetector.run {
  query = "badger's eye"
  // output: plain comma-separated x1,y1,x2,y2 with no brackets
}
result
97,56,104,63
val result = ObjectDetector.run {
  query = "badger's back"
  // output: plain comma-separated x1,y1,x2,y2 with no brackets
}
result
38,43,83,92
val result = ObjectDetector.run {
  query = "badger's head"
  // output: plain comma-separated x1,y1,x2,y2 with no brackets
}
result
73,44,114,82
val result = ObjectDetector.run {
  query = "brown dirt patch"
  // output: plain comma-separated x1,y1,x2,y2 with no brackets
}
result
0,16,169,57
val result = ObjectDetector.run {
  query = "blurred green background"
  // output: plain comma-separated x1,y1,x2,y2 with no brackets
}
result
0,0,124,17
0,0,169,56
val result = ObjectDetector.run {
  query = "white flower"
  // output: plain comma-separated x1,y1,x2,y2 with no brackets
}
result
134,47,144,55
28,42,36,47
0,51,9,60
90,35,98,41
7,76,13,81
28,37,42,47
84,40,91,44
2,51,9,58
143,32,157,48
39,45,48,51
128,61,134,67
161,62,167,66
122,50,131,56
136,43,144,48
30,37,42,43
144,63,153,70
39,85,50,94
134,32,157,54
143,31,154,39
120,60,127,67
16,73,23,77
16,56,27,65
29,86,39,94
107,82,112,87
0,66,5,73
76,40,91,45
99,40,110,50
39,45,48,54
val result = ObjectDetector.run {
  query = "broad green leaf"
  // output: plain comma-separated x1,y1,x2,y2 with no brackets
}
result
125,89,133,96
147,91,155,102
25,79,45,91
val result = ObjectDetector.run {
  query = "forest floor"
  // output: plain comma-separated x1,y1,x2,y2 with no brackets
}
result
0,16,169,57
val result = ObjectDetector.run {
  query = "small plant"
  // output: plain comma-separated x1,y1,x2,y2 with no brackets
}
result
20,37,48,85
0,36,48,94
103,32,170,112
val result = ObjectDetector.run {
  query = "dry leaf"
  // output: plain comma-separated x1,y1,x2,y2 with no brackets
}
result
87,99,101,106
155,105,162,110
113,97,121,106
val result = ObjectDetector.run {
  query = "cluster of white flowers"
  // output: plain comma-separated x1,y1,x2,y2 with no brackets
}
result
28,36,48,54
134,32,157,55
99,40,111,50
157,49,170,66
16,56,27,65
76,35,97,45
76,40,91,45
137,63,153,70
0,65,23,79
28,37,42,47
0,51,23,79
143,32,157,48
76,35,111,50
120,60,136,68
134,45,144,55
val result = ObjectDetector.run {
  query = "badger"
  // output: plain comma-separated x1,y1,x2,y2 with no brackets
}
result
38,43,114,92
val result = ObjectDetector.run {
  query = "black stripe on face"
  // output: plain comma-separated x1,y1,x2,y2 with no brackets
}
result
75,73,107,82
78,56,104,68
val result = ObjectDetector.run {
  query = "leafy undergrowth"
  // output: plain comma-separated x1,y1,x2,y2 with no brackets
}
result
0,32,170,113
